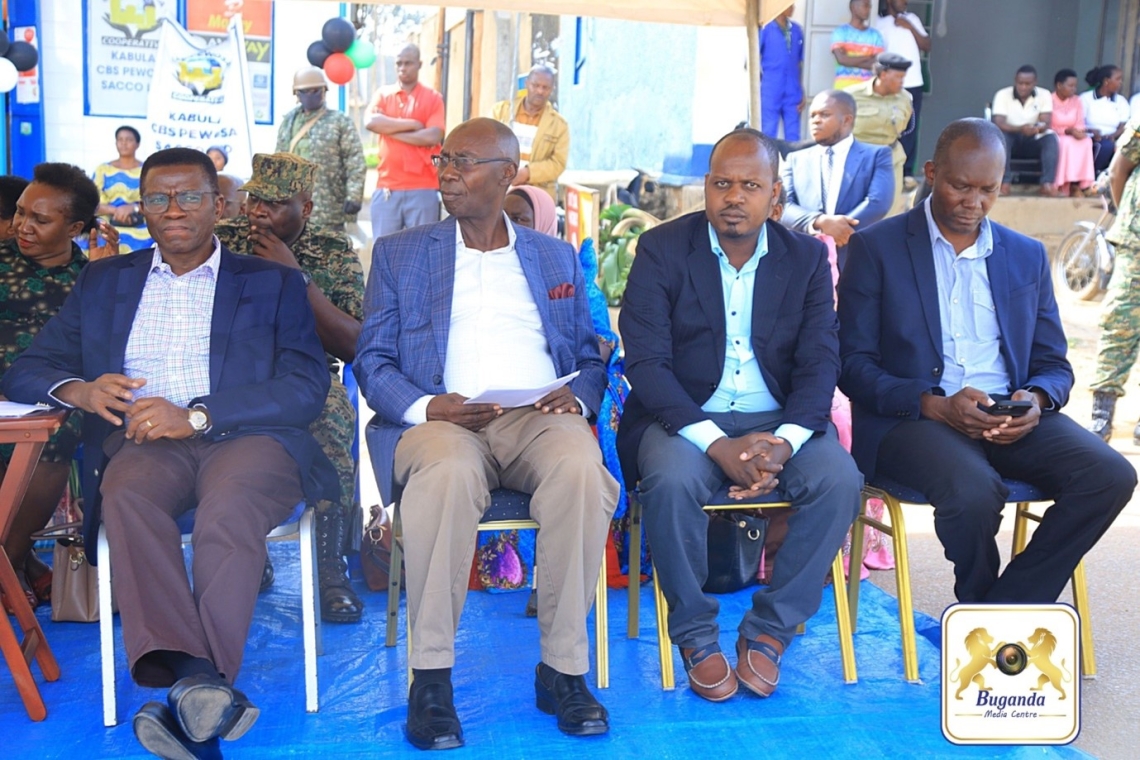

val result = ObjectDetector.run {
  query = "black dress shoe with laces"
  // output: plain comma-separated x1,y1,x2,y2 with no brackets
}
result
167,675,259,744
133,702,222,760
534,662,609,736
405,679,464,750
259,556,275,594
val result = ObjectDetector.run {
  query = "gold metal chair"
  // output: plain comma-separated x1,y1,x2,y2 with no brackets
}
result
849,478,1095,683
626,487,858,690
384,488,609,689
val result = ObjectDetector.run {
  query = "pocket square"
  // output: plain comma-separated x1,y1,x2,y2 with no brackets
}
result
548,283,575,300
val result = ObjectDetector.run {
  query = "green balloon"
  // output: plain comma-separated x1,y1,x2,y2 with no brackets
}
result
345,39,377,69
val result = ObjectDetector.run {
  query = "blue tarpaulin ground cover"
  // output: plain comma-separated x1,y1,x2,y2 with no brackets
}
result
2,542,1089,759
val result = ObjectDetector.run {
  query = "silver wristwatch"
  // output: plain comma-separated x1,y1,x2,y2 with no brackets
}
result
188,406,210,437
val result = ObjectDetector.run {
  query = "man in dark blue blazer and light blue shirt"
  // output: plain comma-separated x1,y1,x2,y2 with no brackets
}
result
2,148,338,759
780,89,894,270
355,118,616,749
838,118,1134,604
618,129,862,703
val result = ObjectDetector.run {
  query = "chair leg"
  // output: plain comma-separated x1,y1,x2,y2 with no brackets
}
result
651,563,675,690
1071,560,1097,678
299,509,320,712
627,497,642,640
1011,503,1030,555
847,494,869,633
881,495,919,683
830,550,858,684
595,551,609,689
386,510,403,649
98,524,117,727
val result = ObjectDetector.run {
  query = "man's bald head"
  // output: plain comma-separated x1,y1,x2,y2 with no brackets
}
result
933,118,1006,168
399,44,421,62
709,128,779,181
448,117,521,164
396,44,423,86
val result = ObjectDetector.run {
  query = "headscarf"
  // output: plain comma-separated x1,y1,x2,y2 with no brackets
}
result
509,185,557,237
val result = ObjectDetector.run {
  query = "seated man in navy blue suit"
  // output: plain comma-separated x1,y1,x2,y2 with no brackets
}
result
618,129,862,703
3,148,337,760
779,89,894,270
838,118,1135,604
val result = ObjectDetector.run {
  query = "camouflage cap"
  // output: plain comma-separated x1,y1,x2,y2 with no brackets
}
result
239,153,317,201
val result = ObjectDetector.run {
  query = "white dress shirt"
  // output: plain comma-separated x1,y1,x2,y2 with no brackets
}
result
812,134,854,223
403,217,570,425
1080,90,1130,136
873,12,927,89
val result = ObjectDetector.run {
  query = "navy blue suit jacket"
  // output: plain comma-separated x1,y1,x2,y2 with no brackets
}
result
837,206,1074,480
617,212,840,484
2,246,339,552
354,217,606,505
780,140,895,233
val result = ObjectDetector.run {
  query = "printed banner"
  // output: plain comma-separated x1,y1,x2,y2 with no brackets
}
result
145,16,255,177
185,0,274,125
84,0,178,117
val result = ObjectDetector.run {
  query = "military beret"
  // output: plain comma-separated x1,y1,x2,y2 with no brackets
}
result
240,152,317,201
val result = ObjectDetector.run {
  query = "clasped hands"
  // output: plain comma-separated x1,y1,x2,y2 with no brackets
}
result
708,433,793,501
55,374,196,443
426,385,580,432
920,386,1042,444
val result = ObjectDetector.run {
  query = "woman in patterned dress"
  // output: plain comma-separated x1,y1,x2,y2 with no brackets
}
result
89,125,152,253
0,163,117,612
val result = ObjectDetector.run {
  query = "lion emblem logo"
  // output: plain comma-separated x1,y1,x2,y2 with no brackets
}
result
948,627,1000,700
1021,627,1073,700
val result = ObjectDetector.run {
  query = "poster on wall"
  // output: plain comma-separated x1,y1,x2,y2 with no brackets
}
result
145,16,255,177
185,0,274,125
13,27,40,105
84,0,179,117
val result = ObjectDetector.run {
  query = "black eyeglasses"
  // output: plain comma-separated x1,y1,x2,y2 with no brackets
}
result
431,154,516,172
140,191,216,213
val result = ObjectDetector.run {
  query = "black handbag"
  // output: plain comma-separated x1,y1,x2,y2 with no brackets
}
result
703,511,768,594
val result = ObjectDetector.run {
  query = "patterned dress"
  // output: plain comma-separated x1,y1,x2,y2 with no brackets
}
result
92,163,152,252
0,240,84,463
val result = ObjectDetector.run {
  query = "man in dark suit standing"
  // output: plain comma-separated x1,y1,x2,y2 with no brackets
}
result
838,118,1134,604
3,148,338,759
618,129,862,703
780,89,894,270
355,118,615,749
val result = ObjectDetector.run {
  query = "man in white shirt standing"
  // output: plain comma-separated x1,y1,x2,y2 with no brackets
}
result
355,118,616,751
990,65,1060,196
874,0,931,184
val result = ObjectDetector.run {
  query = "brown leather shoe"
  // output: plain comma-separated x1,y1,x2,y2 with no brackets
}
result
680,646,738,702
735,635,784,698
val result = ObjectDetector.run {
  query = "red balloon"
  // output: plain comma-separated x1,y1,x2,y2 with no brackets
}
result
323,53,354,85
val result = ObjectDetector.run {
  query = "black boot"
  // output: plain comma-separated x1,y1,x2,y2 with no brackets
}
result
1089,391,1116,442
316,508,364,623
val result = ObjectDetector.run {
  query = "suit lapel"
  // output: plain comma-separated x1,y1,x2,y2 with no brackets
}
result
906,206,943,354
209,249,243,390
687,221,726,367
429,219,457,368
837,144,864,212
986,225,1011,348
109,253,153,373
751,223,790,347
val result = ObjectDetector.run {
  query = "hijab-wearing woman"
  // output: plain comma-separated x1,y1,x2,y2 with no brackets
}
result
0,163,117,613
1052,69,1096,196
1081,65,1130,174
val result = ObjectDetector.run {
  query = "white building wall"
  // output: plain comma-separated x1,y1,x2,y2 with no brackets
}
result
39,0,341,177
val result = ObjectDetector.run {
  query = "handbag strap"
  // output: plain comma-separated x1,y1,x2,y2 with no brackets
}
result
30,521,84,542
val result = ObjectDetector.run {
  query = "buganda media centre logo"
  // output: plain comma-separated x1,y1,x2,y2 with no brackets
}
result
942,604,1079,745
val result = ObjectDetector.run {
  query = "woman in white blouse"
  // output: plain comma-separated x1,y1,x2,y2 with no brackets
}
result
1080,65,1130,173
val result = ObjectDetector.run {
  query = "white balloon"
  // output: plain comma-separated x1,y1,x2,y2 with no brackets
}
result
0,58,16,94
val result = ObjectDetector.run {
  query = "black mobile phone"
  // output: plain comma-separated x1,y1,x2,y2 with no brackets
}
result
977,399,1033,417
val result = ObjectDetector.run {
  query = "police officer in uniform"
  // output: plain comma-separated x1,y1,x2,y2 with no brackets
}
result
846,52,914,213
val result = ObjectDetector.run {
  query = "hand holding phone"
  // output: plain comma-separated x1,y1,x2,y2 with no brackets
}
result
977,399,1033,417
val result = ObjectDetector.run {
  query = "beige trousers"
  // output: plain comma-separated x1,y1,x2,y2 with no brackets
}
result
394,407,617,675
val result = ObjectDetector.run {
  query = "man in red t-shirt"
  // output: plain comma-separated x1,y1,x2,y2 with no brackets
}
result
366,44,446,239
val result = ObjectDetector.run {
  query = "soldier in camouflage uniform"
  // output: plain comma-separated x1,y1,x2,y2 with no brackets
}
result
216,152,366,623
275,67,367,234
1090,117,1140,443
846,52,914,213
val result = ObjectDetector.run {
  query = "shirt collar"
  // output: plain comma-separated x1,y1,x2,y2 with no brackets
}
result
455,213,518,254
150,236,223,280
923,197,993,261
819,134,855,163
707,221,768,274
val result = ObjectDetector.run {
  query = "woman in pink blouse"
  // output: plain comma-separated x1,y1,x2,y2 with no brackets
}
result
1052,68,1096,196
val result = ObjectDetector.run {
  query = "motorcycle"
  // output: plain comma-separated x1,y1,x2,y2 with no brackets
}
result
1053,180,1116,301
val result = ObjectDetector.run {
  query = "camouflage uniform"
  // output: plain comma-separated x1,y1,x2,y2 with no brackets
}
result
275,106,367,233
1092,118,1140,396
846,78,913,212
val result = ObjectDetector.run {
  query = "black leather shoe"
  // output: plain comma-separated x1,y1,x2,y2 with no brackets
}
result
133,702,223,760
405,679,464,750
167,675,259,743
259,556,274,594
534,662,609,736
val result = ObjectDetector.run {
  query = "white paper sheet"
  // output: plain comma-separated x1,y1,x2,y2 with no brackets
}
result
462,371,581,408
0,401,51,418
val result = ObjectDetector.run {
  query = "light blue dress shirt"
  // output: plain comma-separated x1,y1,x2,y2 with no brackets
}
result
923,198,1011,397
677,224,814,456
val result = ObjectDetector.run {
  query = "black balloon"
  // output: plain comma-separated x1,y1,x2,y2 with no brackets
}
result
0,36,9,59
5,41,38,73
306,40,332,69
321,18,355,54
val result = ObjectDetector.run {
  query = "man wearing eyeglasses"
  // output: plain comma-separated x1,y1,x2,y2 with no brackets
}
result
3,148,338,760
355,117,616,750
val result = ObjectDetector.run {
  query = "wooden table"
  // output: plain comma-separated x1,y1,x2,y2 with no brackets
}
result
0,410,67,721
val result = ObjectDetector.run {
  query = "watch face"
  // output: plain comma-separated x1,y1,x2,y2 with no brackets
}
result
189,410,208,430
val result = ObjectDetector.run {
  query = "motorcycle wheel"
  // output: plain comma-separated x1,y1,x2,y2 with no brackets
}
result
1054,229,1106,301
